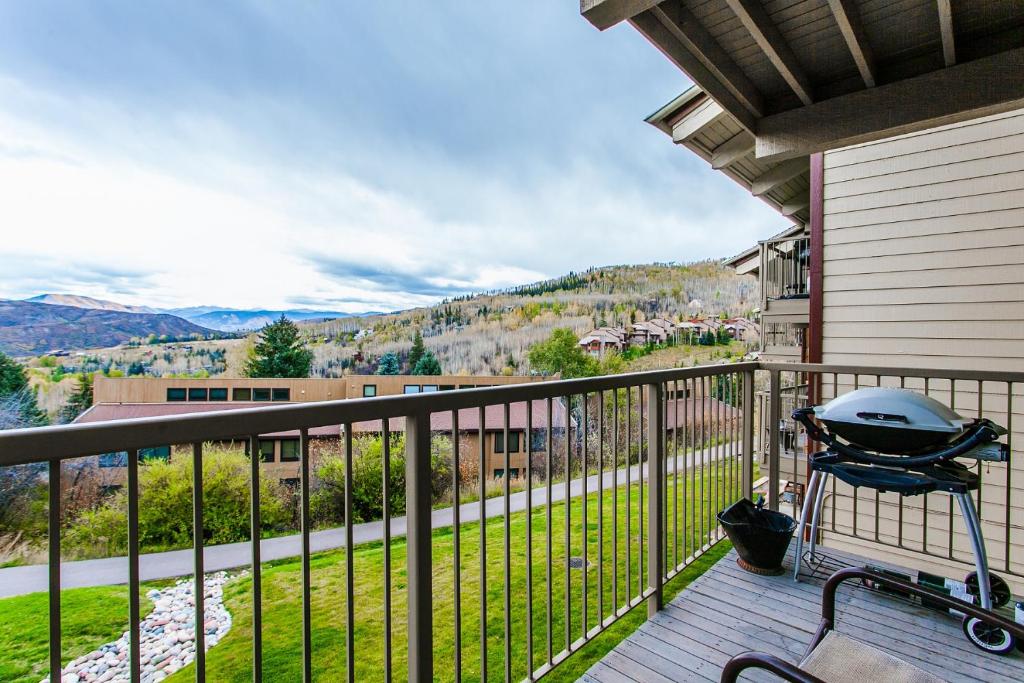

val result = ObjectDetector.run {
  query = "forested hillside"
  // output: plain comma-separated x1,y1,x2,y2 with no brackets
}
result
301,260,756,376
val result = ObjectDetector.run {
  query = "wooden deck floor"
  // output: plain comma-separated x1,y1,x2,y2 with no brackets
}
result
581,545,1024,682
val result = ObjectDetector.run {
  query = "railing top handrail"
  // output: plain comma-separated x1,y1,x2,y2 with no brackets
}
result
760,361,1024,385
761,234,809,247
0,362,756,465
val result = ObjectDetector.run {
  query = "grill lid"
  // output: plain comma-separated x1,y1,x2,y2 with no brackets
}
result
813,387,967,434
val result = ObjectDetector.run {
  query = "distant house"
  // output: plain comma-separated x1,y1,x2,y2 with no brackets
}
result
722,317,759,342
578,327,628,356
629,321,668,345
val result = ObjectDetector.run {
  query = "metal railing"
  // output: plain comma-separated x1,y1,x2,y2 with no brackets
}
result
759,234,809,305
763,362,1023,580
0,362,757,682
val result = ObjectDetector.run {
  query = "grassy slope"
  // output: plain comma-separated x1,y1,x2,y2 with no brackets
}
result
0,585,153,683
171,461,737,682
0,461,739,682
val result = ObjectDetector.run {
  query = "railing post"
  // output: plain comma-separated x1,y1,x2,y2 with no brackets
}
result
646,382,664,617
742,369,755,501
767,369,782,511
405,411,433,682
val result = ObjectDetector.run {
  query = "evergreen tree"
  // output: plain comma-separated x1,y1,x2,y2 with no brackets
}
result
412,351,442,376
0,352,46,426
244,316,313,378
60,373,94,423
408,330,425,370
376,352,401,375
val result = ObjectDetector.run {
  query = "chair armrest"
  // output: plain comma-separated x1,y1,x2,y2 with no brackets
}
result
720,652,827,683
821,566,1024,640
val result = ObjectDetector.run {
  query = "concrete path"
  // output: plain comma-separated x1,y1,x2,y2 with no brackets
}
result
0,443,737,597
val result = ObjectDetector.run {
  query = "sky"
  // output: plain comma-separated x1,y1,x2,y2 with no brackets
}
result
0,2,782,313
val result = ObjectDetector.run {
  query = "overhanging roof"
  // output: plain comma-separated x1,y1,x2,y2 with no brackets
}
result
583,1,1024,161
647,86,810,225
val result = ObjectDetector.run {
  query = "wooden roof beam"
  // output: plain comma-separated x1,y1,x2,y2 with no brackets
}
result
781,194,810,217
937,0,956,66
672,99,726,142
581,0,661,31
751,158,809,196
724,0,814,106
630,10,757,131
653,3,765,118
755,47,1024,162
711,131,755,169
827,0,877,88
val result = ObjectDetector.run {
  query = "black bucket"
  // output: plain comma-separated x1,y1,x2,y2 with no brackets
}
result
717,498,797,576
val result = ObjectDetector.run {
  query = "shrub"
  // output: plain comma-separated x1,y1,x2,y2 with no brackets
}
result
64,448,291,557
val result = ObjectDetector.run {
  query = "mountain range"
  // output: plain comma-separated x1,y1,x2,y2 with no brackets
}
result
0,299,218,356
21,294,366,332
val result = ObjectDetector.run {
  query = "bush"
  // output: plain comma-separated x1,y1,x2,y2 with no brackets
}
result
309,433,453,527
64,448,291,557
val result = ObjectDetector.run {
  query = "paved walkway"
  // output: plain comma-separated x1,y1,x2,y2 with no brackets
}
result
0,443,736,597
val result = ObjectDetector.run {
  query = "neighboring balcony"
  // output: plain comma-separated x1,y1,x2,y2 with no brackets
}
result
759,234,809,362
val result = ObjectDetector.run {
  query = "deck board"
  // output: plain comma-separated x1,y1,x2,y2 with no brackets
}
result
582,545,1024,682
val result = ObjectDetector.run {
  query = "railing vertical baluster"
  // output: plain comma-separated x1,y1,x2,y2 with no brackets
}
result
638,388,644,597
503,403,512,683
344,423,355,683
673,381,679,570
128,449,141,682
250,435,263,683
299,431,313,683
612,390,619,611
564,395,571,652
48,458,62,682
767,370,781,511
684,378,690,562
597,391,604,623
625,388,631,602
545,398,553,667
700,376,706,543
383,420,393,683
581,393,588,638
524,400,533,678
646,382,664,616
1006,383,1014,573
478,406,487,679
451,412,460,683
193,442,206,683
406,412,433,683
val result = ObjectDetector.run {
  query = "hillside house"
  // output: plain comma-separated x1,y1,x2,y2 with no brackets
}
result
577,326,628,356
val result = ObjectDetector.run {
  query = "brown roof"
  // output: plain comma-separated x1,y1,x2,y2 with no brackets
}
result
351,399,568,434
76,402,340,438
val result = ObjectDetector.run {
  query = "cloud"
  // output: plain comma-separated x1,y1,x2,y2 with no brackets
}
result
0,2,785,311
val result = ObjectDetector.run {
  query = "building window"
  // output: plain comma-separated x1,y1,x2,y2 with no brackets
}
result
167,388,186,402
253,388,272,401
531,428,547,452
233,388,252,401
259,441,274,462
209,388,228,401
494,431,521,453
188,388,208,402
279,439,300,462
272,388,291,401
439,385,455,391
494,468,504,478
421,385,438,393
403,385,420,394
363,385,377,397
98,445,170,468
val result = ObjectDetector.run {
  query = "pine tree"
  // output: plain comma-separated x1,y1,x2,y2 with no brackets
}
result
408,330,425,370
412,351,442,376
60,373,94,423
244,316,313,378
376,352,401,375
0,352,47,426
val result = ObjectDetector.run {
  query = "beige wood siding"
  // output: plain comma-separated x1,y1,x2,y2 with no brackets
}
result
819,110,1024,587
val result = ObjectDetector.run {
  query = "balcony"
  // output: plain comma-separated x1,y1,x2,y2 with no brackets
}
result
0,361,1021,681
759,234,809,362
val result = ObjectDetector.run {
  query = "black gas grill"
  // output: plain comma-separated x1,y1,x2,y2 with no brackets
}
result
791,388,1008,615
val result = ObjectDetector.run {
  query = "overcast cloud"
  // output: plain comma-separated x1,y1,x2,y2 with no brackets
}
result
0,2,782,312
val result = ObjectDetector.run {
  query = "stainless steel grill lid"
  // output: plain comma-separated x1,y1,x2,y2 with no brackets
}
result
812,387,968,453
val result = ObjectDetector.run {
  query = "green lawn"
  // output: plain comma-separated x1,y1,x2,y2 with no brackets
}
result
0,457,741,682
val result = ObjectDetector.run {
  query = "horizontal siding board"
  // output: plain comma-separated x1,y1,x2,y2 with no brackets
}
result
824,169,1024,214
823,262,1024,291
824,243,1024,275
823,319,1024,340
822,337,1024,358
825,223,1024,256
823,301,1024,322
825,150,1024,200
825,110,1024,168
823,188,1024,230
823,282,1024,306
